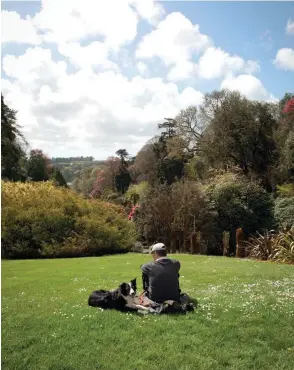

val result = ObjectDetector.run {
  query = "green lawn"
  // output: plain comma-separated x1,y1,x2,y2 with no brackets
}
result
2,254,294,370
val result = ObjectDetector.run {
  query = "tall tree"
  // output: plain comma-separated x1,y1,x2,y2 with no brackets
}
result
275,94,294,183
50,168,68,187
105,156,120,191
115,149,129,168
199,90,278,189
115,149,132,194
158,118,177,139
27,149,51,181
1,94,27,181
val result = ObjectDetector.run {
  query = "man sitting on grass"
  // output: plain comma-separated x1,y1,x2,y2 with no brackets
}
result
140,243,181,304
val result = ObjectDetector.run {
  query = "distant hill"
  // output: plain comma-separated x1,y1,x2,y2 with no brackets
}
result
50,157,106,183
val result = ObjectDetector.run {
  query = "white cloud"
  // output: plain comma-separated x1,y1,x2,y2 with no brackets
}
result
33,0,138,50
136,13,260,82
2,47,203,158
1,1,282,158
1,10,41,44
58,42,119,71
274,48,294,71
196,47,260,80
286,19,294,35
137,61,149,76
221,74,276,102
2,47,67,91
136,12,211,68
167,60,197,82
130,0,165,26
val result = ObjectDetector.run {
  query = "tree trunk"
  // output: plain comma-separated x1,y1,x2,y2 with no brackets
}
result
171,236,177,254
191,233,197,254
196,231,201,254
236,228,245,258
222,231,230,256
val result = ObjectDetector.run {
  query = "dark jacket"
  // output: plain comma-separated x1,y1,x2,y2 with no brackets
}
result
141,257,181,303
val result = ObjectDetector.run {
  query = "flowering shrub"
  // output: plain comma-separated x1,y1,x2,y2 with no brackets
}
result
283,98,294,113
128,204,140,220
1,181,137,259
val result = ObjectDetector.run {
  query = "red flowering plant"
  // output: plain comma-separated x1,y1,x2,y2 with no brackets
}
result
128,204,140,220
283,98,294,114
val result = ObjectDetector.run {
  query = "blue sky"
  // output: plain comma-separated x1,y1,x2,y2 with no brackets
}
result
164,1,294,97
1,1,294,158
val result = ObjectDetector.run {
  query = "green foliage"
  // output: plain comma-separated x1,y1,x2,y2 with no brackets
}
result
50,168,68,187
184,156,206,180
271,227,294,264
135,181,218,252
1,181,136,259
52,156,94,163
1,94,27,181
205,172,274,236
124,181,149,205
27,149,50,181
245,231,275,261
246,228,294,264
199,91,277,185
276,184,294,198
274,197,294,230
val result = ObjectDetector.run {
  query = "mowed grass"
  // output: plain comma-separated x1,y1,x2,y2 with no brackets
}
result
2,254,294,370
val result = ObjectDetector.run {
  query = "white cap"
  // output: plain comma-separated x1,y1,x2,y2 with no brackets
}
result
150,242,166,254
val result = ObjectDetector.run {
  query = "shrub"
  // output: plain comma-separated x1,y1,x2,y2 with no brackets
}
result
274,197,294,230
1,181,137,259
271,228,294,264
276,184,294,198
124,181,149,205
204,173,274,237
245,231,275,260
245,228,294,264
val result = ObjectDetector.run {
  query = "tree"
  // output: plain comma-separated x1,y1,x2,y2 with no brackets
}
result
199,90,277,189
155,121,186,185
274,93,294,184
205,172,274,240
1,94,27,181
50,168,68,187
274,197,294,230
279,93,294,112
135,181,217,252
115,149,129,168
173,105,204,155
115,149,132,194
105,156,120,191
158,118,177,139
27,149,51,182
124,181,149,205
90,169,106,198
130,138,158,184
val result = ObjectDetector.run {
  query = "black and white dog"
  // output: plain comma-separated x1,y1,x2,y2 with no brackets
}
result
88,278,145,312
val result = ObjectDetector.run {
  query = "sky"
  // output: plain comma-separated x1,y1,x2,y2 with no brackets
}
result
1,0,294,160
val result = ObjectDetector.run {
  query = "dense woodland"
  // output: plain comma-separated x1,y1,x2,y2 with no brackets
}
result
1,90,294,261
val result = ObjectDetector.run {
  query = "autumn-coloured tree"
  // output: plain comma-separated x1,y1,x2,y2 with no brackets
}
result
90,169,106,198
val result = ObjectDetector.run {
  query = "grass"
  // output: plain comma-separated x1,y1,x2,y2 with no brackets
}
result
2,254,294,370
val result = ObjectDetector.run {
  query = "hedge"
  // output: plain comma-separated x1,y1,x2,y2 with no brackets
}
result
1,181,137,259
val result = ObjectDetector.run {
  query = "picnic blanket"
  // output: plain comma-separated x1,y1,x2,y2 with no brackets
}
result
137,293,195,315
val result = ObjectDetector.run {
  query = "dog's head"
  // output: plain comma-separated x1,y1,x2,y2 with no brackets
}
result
119,278,137,297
